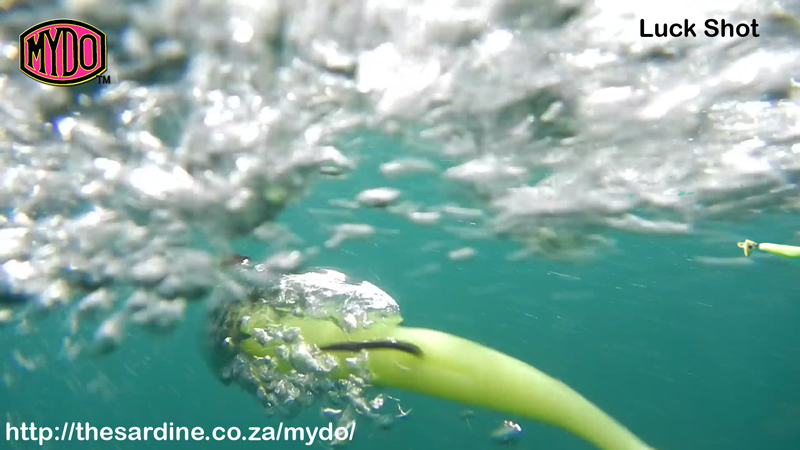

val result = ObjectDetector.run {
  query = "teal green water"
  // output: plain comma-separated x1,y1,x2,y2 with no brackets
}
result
3,136,800,450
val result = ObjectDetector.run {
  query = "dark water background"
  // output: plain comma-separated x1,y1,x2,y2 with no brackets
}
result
2,135,799,450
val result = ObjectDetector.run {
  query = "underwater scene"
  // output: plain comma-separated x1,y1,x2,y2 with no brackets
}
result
1,0,800,449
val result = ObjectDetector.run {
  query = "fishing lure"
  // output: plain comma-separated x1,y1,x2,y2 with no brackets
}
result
212,266,656,450
738,239,800,258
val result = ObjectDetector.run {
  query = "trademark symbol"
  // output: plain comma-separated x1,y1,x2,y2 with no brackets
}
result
97,75,111,84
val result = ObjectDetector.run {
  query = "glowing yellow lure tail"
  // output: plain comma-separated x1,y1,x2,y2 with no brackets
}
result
237,314,656,450
738,239,800,259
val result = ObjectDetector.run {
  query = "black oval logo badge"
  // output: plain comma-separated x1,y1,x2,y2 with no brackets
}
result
19,19,107,86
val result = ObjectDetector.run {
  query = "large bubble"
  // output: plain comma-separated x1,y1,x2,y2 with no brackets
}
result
207,265,409,436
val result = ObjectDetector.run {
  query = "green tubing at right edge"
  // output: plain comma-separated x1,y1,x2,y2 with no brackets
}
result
758,243,800,259
239,315,655,450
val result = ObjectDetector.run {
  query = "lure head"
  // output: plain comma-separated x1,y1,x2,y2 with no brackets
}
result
205,262,405,419
737,239,758,257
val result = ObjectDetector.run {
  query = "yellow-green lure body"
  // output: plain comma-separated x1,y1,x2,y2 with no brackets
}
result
226,302,655,450
738,239,800,258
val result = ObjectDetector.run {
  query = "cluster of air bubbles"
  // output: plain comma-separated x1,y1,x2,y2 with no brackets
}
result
0,202,225,358
207,269,414,440
220,336,409,439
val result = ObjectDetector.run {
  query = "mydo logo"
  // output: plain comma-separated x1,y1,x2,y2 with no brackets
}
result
19,19,108,86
